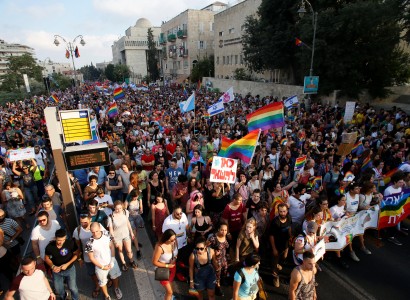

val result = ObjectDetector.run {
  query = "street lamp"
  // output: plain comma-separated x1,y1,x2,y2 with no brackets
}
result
41,57,52,94
298,0,317,77
53,34,86,92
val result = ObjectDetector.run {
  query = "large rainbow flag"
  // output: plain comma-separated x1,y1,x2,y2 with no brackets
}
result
379,188,410,229
246,102,285,132
107,102,119,118
218,130,261,164
113,87,125,100
294,155,307,170
351,140,363,154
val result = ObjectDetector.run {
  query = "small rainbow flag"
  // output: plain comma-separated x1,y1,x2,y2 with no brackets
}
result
351,140,363,154
113,87,125,100
361,156,372,170
383,167,398,185
203,112,210,120
345,234,354,244
280,138,288,146
294,155,307,170
218,129,261,164
49,94,59,103
247,102,285,132
107,101,119,118
33,97,38,104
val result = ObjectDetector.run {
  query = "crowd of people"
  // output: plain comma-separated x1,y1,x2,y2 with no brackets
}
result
0,82,409,300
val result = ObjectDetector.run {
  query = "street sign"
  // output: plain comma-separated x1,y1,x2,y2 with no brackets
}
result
303,76,319,94
63,143,110,171
60,109,92,143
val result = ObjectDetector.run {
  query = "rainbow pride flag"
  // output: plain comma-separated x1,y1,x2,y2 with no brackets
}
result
351,140,363,154
379,188,410,229
49,94,59,103
361,156,372,170
218,130,261,164
246,102,285,132
203,112,210,120
294,155,307,170
113,87,125,100
107,102,119,118
280,138,288,146
383,168,398,185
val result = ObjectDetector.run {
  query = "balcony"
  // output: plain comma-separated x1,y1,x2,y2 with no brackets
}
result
169,52,177,59
159,33,167,45
179,49,188,57
177,29,187,39
162,48,167,60
167,34,176,42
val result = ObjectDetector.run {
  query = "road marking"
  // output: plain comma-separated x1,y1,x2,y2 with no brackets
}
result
321,262,377,300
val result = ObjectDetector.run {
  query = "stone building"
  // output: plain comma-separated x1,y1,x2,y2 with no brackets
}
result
111,18,161,81
160,2,227,83
214,0,289,83
0,39,35,76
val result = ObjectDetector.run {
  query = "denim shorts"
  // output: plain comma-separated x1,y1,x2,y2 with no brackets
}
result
194,264,216,291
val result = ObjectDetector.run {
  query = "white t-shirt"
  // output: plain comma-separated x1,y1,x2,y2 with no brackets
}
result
30,220,61,259
72,224,107,263
345,192,359,213
95,194,113,216
84,230,112,266
162,213,188,249
330,205,345,220
11,269,50,300
289,194,311,225
359,194,372,210
384,185,402,197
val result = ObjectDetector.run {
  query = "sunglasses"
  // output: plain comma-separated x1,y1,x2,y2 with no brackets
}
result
38,218,47,223
196,247,205,251
80,213,89,218
109,172,115,175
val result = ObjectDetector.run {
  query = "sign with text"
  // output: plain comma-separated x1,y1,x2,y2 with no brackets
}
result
8,147,35,162
63,143,110,171
303,76,319,94
210,156,238,184
343,101,356,123
313,239,326,262
60,109,92,143
321,207,379,251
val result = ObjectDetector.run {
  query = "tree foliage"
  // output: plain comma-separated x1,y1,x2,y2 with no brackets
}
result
242,0,410,98
113,64,130,82
147,28,159,81
0,54,43,92
105,64,115,81
191,55,214,83
233,68,252,81
79,63,102,81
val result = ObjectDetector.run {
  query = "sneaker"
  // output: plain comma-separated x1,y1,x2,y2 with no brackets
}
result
105,296,111,300
401,226,408,231
399,229,409,236
361,247,372,255
129,261,138,270
276,264,282,271
273,275,280,288
350,251,360,262
388,237,402,246
136,250,142,260
115,288,123,300
121,264,128,272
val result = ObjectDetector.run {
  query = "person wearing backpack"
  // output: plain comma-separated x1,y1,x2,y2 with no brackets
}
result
232,253,261,300
323,162,342,200
188,236,217,300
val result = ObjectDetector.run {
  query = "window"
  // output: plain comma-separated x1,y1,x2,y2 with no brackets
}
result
235,55,238,65
216,56,219,65
231,55,233,65
227,56,229,65
184,60,188,69
177,61,181,69
199,22,204,33
223,56,225,64
210,22,214,32
240,55,243,65
241,25,246,31
229,28,235,34
198,41,206,49
219,31,224,37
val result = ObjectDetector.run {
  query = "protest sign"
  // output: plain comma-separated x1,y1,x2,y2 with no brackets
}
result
343,101,356,123
313,239,326,262
210,156,238,184
7,147,35,162
379,188,410,229
321,208,379,251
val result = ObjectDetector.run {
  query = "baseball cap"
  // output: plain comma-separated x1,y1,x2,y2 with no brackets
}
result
306,221,318,234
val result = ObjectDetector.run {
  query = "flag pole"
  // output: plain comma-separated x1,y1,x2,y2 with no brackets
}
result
193,91,196,137
249,129,262,165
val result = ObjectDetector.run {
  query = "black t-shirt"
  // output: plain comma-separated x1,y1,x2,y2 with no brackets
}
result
269,215,292,251
45,239,78,269
246,199,260,219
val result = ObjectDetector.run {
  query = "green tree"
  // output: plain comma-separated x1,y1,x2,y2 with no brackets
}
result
79,63,102,81
233,68,251,80
242,0,410,98
147,28,159,81
113,64,130,82
49,73,73,90
0,54,43,92
191,55,214,83
105,64,115,81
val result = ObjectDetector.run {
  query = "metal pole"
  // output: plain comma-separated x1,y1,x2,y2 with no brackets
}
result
309,11,318,77
68,43,78,92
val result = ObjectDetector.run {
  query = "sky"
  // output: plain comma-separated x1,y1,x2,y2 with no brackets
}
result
0,0,227,68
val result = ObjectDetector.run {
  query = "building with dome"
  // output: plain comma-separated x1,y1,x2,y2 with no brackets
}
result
111,18,161,82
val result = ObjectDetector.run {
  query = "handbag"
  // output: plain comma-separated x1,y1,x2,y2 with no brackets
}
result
155,267,170,281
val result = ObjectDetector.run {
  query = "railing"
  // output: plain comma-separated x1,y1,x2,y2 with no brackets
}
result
179,49,188,57
167,34,176,42
177,29,187,39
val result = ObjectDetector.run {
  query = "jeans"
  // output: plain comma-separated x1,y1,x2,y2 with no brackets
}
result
24,185,38,211
53,266,79,300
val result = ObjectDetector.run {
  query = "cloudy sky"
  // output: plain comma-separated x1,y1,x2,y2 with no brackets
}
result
0,0,228,67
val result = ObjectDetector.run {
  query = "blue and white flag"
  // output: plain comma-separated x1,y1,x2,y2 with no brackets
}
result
284,95,299,109
207,99,224,116
179,92,195,113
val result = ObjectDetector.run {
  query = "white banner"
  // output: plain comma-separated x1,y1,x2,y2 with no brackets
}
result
210,156,238,183
321,207,379,251
313,239,326,262
343,101,356,123
8,147,35,162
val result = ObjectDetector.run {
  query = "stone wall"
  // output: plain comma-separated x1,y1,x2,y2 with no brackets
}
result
203,77,304,99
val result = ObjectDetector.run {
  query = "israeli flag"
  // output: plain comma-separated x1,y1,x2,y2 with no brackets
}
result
180,92,195,113
284,95,299,109
207,99,224,116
